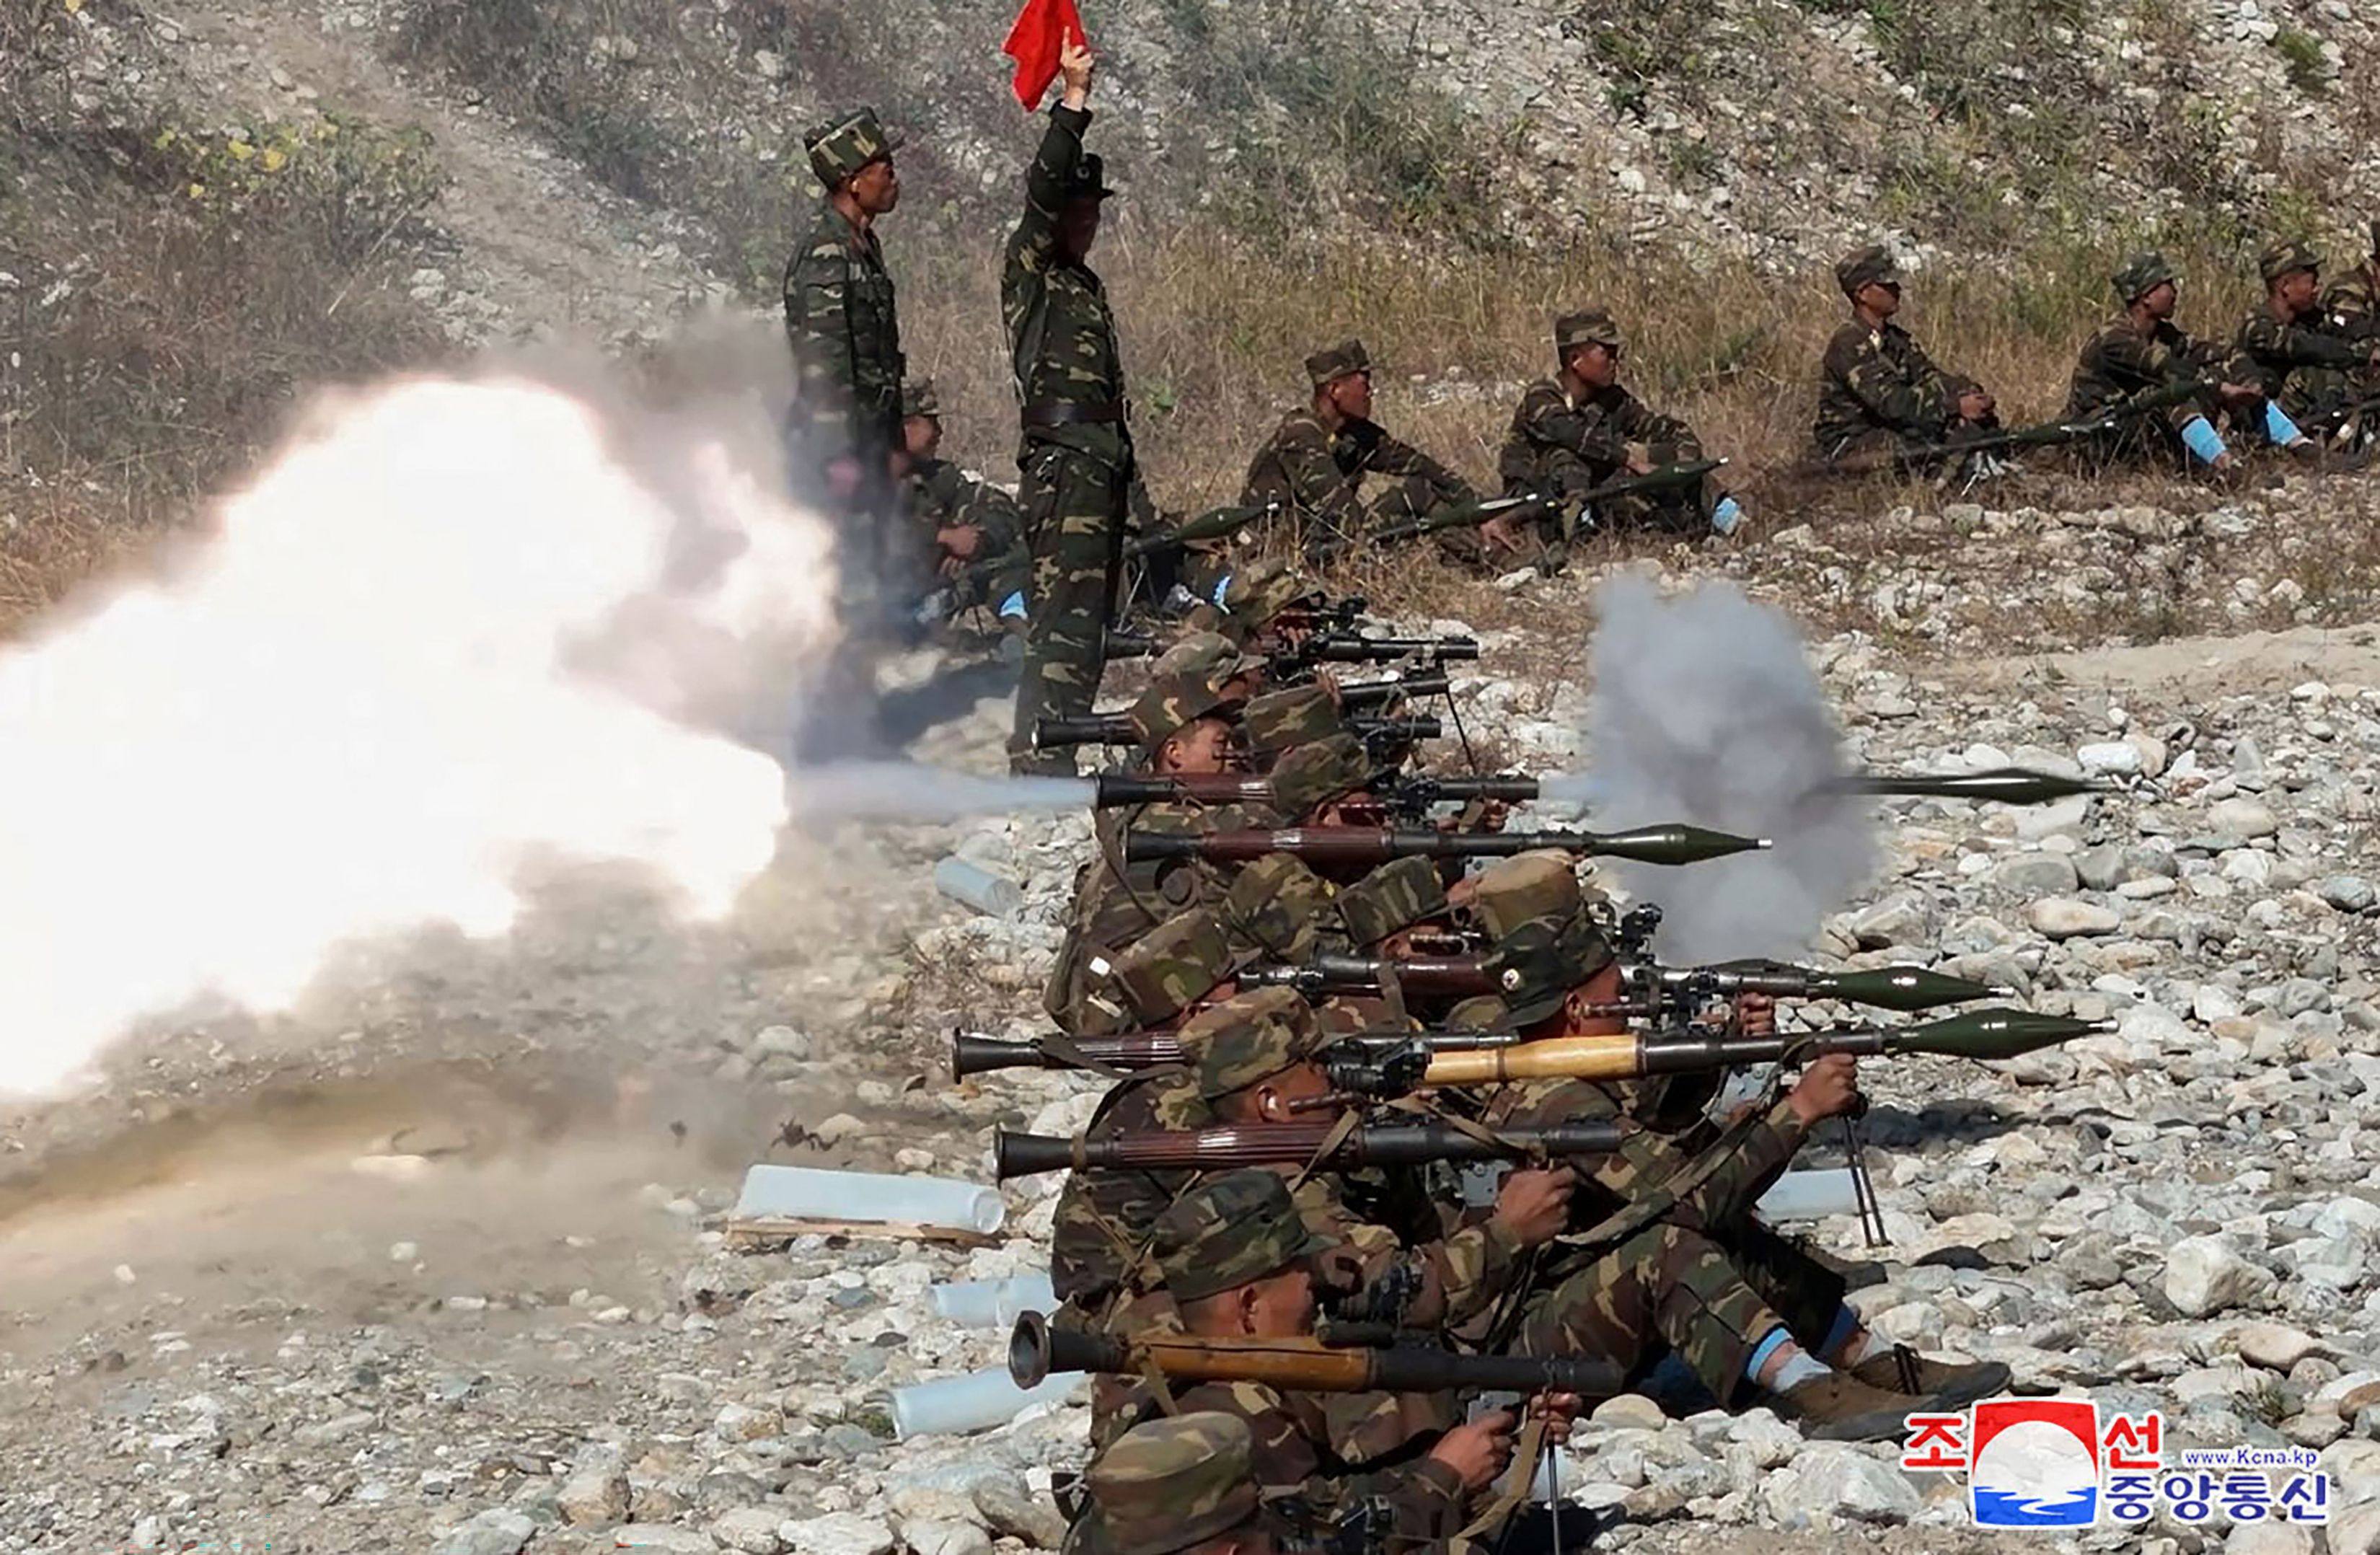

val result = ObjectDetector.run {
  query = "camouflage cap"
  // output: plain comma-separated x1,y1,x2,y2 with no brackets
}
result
2260,238,2322,283
1192,985,1329,1101
1336,855,1449,950
1080,907,1242,1034
1152,1169,1334,1300
1219,855,1339,964
1266,733,1375,819
1554,309,1623,355
1218,558,1323,635
1486,913,1614,1027
1240,685,1347,765
804,107,902,190
1463,851,1585,942
1083,1413,1265,1555
1305,338,1372,389
1129,671,1240,752
2112,251,2179,305
1835,244,1902,299
900,378,940,420
1150,630,1253,685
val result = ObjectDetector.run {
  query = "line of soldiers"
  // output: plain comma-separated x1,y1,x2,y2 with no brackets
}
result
777,47,2380,780
943,571,2036,1551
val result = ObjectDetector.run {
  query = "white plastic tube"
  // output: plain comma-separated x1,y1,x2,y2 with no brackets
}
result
734,1165,1006,1235
1754,1168,1862,1223
930,1272,1057,1329
889,1365,1085,1440
935,856,1024,917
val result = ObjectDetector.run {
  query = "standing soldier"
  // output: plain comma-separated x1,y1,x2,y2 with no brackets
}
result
1499,308,1741,537
783,107,905,513
895,379,1031,625
1004,42,1150,776
1239,338,1476,556
1810,245,1998,470
2065,252,2260,470
2233,239,2380,449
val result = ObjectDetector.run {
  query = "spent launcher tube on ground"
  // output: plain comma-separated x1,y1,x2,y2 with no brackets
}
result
1398,1009,2107,1089
1123,824,1769,868
1009,1311,1626,1401
992,1119,1623,1179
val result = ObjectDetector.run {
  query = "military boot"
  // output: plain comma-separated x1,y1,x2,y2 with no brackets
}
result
1850,1347,2011,1409
1771,1371,1941,1443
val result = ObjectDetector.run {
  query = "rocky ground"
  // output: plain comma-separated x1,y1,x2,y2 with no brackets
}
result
4,470,2380,1555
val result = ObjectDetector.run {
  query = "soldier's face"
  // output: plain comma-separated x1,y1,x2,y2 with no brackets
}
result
852,157,900,214
1158,718,1235,775
1859,281,1901,317
1569,343,1619,390
1059,198,1103,260
1328,371,1373,422
1240,1266,1316,1337
902,414,941,459
2141,281,2178,320
2275,268,2319,312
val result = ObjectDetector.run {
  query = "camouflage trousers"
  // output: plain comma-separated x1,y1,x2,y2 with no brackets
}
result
1009,443,1129,776
2280,366,2379,442
1515,1220,1847,1406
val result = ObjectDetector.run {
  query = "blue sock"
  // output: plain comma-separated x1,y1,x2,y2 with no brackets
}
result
1745,1324,1794,1383
1820,1305,1860,1362
2265,402,2304,446
2180,415,2227,465
997,591,1027,620
1711,495,1744,536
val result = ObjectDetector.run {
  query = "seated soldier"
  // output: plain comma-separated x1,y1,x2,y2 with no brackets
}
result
1499,308,1741,539
1135,1170,1558,1547
2066,252,2260,470
2321,220,2379,345
2237,239,2380,449
1462,915,2002,1440
895,378,1031,623
1067,1411,1291,1555
1810,245,1998,469
1241,339,1476,558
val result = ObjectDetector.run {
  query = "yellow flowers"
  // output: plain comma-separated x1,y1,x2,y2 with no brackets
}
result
63,0,83,13
260,148,287,172
226,139,256,163
188,182,206,198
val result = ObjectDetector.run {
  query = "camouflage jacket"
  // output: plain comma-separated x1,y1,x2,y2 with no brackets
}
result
782,199,903,467
1811,320,1957,455
1041,803,1262,1032
1052,1072,1199,1315
1498,378,1700,496
2233,306,2368,400
2322,268,2379,343
1240,411,1473,532
1003,105,1130,467
1168,1379,1467,1548
1481,1079,1812,1256
907,457,1025,553
2065,316,2229,427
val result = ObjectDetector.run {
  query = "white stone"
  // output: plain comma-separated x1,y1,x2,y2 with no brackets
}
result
1769,1445,1921,1524
779,1514,896,1555
2234,1322,2318,1372
896,1520,992,1555
2027,898,2120,938
2163,1236,2274,1318
2077,741,2141,776
710,1508,790,1554
1591,1393,1670,1430
557,1469,629,1525
430,1510,535,1555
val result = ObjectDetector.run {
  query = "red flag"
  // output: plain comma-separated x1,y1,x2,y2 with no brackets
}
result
1002,0,1085,111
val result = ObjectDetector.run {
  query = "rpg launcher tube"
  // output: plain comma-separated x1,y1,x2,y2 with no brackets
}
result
1835,766,2108,805
1616,960,2006,1014
1122,824,1769,868
1240,953,1498,998
1009,1311,1625,1400
1089,757,1510,811
953,1028,1525,1080
991,1119,1623,1180
1339,671,1450,710
1299,636,1481,666
1037,713,1438,751
1413,1008,2109,1088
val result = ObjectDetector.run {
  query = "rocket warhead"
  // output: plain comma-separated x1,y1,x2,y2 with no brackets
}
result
1840,766,2109,805
1587,824,1771,865
1877,1008,2110,1062
1815,965,2003,1013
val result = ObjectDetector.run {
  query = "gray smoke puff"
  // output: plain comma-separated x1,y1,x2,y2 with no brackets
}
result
1585,576,1876,962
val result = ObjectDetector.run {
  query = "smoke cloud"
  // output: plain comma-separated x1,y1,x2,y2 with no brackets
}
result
788,764,1093,822
0,340,839,1096
1579,576,1877,962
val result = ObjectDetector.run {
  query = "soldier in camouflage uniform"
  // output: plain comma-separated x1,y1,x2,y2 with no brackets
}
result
2236,239,2380,448
1499,309,1740,537
1069,1412,1290,1555
1240,339,1476,557
2066,252,2260,470
2320,221,2380,345
1004,43,1164,776
783,108,905,519
1810,245,1998,468
896,379,1031,622
1453,913,1998,1441
1129,1171,1549,1547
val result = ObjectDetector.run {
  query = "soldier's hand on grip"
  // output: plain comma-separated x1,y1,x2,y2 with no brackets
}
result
1490,1165,1577,1248
1786,1052,1862,1126
1428,1408,1518,1492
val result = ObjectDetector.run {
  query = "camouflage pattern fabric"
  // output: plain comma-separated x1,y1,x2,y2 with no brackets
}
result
1218,853,1344,964
782,199,903,477
1335,856,1449,951
1044,803,1261,1032
1241,686,1347,768
1076,905,1246,1036
1266,734,1375,821
1190,989,1331,1101
1810,320,1962,461
1127,669,1240,751
1240,410,1475,555
1833,245,1900,298
2234,305,2373,429
1151,1168,1336,1299
907,457,1030,612
2064,316,2234,459
803,107,899,190
1497,379,1710,534
1002,103,1145,775
1163,1379,1466,1550
1075,1412,1269,1555
1481,915,1613,1026
1460,853,1587,942
2324,245,2379,343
